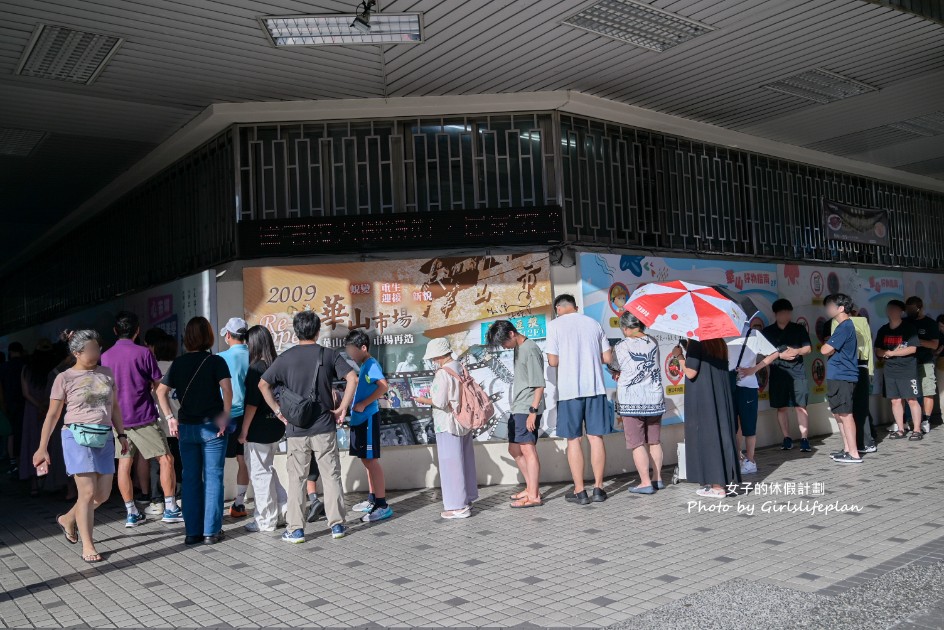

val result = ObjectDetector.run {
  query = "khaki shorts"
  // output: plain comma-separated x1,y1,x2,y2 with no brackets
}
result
116,421,170,460
919,363,937,398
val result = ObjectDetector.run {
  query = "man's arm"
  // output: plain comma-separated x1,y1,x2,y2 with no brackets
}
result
258,379,284,424
820,343,836,357
333,370,358,423
546,353,559,368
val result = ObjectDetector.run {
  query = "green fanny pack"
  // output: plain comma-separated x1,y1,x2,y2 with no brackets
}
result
69,423,112,449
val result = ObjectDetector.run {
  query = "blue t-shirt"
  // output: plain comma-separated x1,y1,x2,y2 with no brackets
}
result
351,357,386,426
826,319,859,382
219,344,249,418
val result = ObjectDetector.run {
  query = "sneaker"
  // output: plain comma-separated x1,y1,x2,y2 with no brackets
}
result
441,507,471,519
281,528,305,544
781,437,793,450
125,513,146,528
591,487,608,503
564,490,590,505
229,504,247,518
307,498,325,523
331,524,347,539
888,424,900,432
145,501,164,516
800,438,811,452
362,506,393,523
922,420,931,434
740,459,758,475
833,452,863,464
863,444,878,453
830,450,848,461
244,521,275,533
161,507,184,523
352,500,375,513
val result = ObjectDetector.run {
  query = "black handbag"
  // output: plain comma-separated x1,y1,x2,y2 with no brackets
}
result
278,347,324,429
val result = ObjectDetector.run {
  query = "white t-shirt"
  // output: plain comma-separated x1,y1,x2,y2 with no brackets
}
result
728,337,759,389
545,312,609,401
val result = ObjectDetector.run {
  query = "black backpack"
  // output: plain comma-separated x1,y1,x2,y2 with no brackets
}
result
277,347,324,429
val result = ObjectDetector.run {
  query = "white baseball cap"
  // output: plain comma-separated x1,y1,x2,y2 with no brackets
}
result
423,337,453,361
220,317,248,337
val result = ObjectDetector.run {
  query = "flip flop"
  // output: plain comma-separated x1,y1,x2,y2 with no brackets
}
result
509,491,528,500
56,515,78,545
510,497,543,508
82,553,103,563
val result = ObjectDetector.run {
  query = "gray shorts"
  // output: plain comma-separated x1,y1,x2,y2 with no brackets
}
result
919,363,937,397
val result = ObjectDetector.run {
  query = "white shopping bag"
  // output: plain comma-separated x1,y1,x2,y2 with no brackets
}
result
676,441,687,481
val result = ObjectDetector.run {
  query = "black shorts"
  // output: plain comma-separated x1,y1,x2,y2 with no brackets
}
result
350,414,380,460
884,375,920,401
769,373,809,409
827,380,856,415
507,413,540,445
225,416,244,458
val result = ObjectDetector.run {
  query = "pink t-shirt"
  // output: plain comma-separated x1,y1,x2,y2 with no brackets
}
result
50,366,116,427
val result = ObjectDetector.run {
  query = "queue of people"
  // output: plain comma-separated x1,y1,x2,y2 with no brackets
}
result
4,290,940,562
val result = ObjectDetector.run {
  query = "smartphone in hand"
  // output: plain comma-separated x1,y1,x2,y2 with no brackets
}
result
36,462,49,477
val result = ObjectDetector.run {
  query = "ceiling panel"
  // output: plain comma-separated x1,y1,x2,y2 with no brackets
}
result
0,0,942,258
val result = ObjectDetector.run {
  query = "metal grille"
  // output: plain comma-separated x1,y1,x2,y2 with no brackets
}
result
237,115,558,220
0,131,235,333
559,114,944,269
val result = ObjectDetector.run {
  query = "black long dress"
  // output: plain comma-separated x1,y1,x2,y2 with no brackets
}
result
683,340,741,488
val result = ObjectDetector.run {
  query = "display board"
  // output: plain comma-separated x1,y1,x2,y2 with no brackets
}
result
581,253,779,424
0,271,216,351
244,254,556,442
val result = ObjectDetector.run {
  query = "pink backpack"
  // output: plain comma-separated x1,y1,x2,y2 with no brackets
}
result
441,365,494,431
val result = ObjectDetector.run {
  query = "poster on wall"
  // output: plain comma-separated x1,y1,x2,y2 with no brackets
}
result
0,271,217,352
580,253,779,424
243,254,556,442
823,198,889,247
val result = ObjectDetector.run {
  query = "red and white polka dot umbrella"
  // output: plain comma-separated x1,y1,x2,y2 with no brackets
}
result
624,280,754,341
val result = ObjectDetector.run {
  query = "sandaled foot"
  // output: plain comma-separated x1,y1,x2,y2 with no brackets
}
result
509,491,528,500
888,430,908,439
510,497,543,509
908,431,924,441
56,515,78,545
82,552,103,563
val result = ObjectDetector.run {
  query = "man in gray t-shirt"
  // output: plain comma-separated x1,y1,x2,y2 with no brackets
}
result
486,320,545,508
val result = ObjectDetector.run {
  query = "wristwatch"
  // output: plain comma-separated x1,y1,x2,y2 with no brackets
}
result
117,434,127,439
528,406,539,414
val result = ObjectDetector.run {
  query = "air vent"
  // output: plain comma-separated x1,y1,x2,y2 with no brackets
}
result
0,128,47,156
563,0,714,52
805,126,923,156
15,24,123,84
888,111,944,137
896,156,944,178
260,14,423,46
764,68,877,104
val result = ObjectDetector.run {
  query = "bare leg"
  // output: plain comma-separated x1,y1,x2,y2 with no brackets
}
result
508,443,525,485
158,454,176,500
649,444,663,482
745,436,757,463
306,480,318,495
361,458,385,497
566,438,585,493
891,399,905,432
134,452,149,497
117,457,134,503
908,399,924,434
776,408,790,439
923,396,934,418
796,407,810,439
236,454,249,487
519,444,540,500
836,414,859,458
72,474,100,558
587,435,606,489
631,445,652,487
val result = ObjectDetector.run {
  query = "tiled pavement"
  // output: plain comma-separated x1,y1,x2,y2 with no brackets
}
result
1,426,944,629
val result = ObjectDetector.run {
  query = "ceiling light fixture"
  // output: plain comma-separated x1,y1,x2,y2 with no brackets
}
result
563,0,714,52
15,23,123,84
0,128,47,157
763,68,877,104
259,6,423,47
888,111,944,137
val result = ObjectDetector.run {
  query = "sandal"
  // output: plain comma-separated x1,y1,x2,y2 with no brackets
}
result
888,430,908,439
82,553,103,563
56,515,78,545
510,497,543,508
509,491,528,501
908,431,924,441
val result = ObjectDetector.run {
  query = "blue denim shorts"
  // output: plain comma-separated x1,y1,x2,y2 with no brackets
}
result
556,395,611,439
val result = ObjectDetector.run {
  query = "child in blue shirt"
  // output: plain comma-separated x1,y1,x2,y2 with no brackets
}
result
821,293,861,464
343,330,393,522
